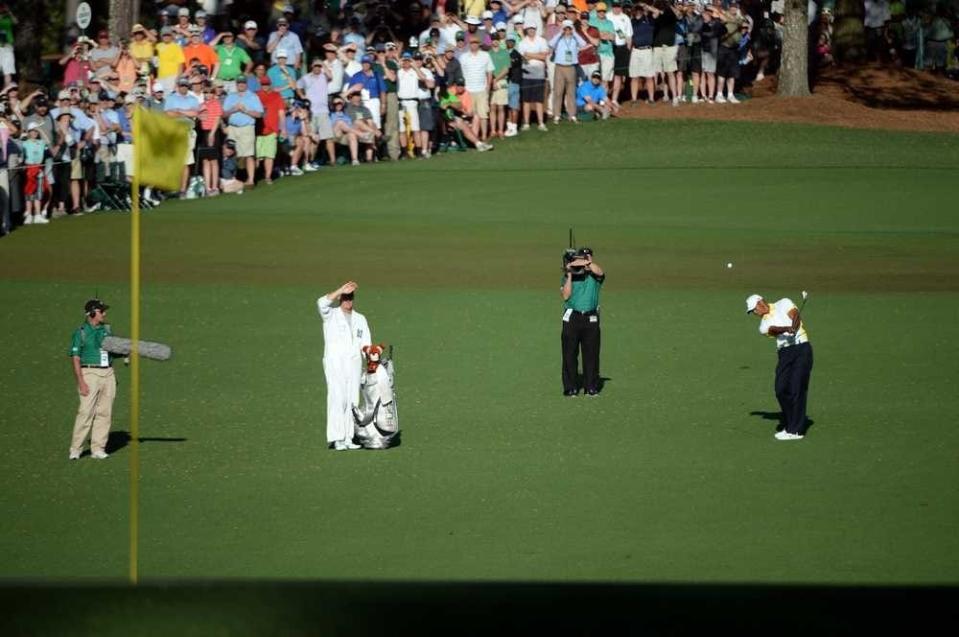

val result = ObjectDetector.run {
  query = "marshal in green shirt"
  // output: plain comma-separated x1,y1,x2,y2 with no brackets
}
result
68,322,113,366
563,273,604,312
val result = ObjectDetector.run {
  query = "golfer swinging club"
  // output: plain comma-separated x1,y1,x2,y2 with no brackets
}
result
318,281,371,451
746,293,814,441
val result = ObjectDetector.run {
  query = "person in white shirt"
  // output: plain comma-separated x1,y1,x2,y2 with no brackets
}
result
266,16,303,67
746,294,813,441
323,43,345,96
516,25,550,131
607,1,633,107
459,36,495,140
396,51,435,157
515,0,548,37
318,281,372,451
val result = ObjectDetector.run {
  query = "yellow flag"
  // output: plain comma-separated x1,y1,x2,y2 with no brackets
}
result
134,107,189,192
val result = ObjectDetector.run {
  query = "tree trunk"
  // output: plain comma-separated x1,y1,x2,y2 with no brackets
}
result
778,0,810,96
13,0,51,88
108,0,135,42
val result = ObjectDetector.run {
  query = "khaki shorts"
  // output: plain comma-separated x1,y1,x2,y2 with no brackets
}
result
255,133,277,159
70,156,83,180
399,99,420,132
600,55,615,82
491,81,508,106
654,45,678,74
469,90,490,119
311,112,334,140
116,142,134,178
184,129,197,166
227,125,255,158
629,47,655,78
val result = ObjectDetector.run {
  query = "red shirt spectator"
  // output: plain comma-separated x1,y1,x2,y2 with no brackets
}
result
200,94,223,131
256,78,286,136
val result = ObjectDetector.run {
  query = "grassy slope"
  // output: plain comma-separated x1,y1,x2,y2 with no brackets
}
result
0,120,957,584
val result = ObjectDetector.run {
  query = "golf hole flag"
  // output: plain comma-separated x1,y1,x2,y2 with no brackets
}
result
134,106,189,191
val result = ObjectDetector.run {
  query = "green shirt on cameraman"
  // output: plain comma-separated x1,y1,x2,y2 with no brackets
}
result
562,273,604,312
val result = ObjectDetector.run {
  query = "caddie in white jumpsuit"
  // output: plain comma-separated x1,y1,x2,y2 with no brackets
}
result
317,281,371,450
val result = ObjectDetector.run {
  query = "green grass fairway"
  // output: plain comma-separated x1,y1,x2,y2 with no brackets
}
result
1,120,958,586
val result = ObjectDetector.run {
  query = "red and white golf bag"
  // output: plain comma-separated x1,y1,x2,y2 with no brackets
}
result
351,344,400,449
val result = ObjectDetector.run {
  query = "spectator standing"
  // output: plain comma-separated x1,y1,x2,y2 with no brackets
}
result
348,55,386,131
590,3,616,90
648,0,680,105
504,33,523,137
549,19,587,123
115,43,138,94
490,28,511,138
341,44,363,83
198,84,222,195
396,51,435,158
129,24,156,76
378,44,401,162
516,0,548,37
298,57,334,167
173,7,193,45
183,27,219,80
683,3,704,101
700,5,722,102
576,10,601,80
268,49,299,101
60,38,93,89
323,43,345,96
607,1,633,106
163,77,201,196
195,10,217,44
237,20,267,66
89,30,120,81
629,3,656,103
267,16,304,68
863,0,891,63
517,24,550,131
156,27,186,93
459,36,494,140
255,76,285,185
21,122,48,225
716,3,745,104
222,76,263,188
0,3,16,88
213,31,252,93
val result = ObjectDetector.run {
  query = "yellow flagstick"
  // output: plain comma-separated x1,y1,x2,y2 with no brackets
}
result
129,107,142,585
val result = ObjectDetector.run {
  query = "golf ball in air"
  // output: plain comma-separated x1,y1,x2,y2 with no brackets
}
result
726,262,733,269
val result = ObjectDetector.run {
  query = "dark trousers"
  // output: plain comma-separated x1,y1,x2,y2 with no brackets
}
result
561,311,601,393
775,342,813,434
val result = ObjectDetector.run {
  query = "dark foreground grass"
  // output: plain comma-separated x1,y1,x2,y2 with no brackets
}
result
1,121,957,593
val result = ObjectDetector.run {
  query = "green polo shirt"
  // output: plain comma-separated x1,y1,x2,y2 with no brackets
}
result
563,273,604,312
383,60,399,93
69,322,112,366
216,45,252,81
490,44,510,77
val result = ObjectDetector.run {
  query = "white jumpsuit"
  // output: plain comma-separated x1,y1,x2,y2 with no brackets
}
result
317,296,372,444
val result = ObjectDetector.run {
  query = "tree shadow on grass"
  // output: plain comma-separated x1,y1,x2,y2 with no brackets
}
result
749,411,815,434
106,431,187,455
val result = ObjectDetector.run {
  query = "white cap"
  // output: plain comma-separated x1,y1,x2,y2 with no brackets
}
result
57,88,71,100
244,20,257,30
562,19,574,28
178,8,190,17
465,16,482,25
276,48,288,58
27,121,41,131
195,10,207,18
494,21,507,30
745,294,763,314
512,14,524,23
482,10,494,19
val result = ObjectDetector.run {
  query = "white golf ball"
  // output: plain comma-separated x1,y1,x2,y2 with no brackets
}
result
726,262,733,269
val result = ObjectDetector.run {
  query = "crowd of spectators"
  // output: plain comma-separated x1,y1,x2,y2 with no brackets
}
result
0,0,956,236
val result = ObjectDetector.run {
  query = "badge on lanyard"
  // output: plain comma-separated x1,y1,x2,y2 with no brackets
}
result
99,349,109,366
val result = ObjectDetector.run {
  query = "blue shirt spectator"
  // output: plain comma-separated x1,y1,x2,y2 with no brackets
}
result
549,29,588,66
576,80,607,108
632,16,655,48
267,63,299,100
348,69,386,99
223,88,264,127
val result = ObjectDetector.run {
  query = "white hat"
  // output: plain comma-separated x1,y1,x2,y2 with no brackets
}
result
57,88,71,100
494,21,507,30
178,7,190,17
512,14,524,23
276,48,289,58
745,294,763,314
482,10,494,19
27,121,41,131
562,19,574,28
244,20,257,30
465,16,482,26
195,10,207,18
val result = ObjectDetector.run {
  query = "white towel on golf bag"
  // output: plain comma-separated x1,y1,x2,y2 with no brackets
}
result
352,358,400,449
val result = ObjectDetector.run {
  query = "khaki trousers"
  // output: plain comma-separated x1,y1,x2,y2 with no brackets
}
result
553,65,578,120
384,93,400,160
70,368,116,454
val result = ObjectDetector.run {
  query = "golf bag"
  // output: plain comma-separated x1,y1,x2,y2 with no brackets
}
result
351,345,400,449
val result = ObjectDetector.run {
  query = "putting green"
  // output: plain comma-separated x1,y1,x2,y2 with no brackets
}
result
1,120,957,584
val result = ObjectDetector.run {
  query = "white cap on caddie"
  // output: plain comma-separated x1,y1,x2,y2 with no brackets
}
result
745,294,763,314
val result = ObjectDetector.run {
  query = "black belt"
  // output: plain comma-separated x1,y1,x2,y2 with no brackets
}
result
399,97,419,101
81,365,111,369
570,309,598,316
634,45,651,50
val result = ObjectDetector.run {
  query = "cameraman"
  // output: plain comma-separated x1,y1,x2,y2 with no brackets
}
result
561,248,605,397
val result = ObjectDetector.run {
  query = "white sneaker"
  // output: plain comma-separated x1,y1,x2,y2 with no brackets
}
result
691,95,699,104
504,127,518,138
553,117,560,125
34,214,50,224
333,441,348,451
727,93,740,104
521,124,530,131
351,159,361,166
537,123,548,132
303,163,319,172
345,442,362,450
91,450,109,459
671,97,680,106
289,165,304,176
69,450,81,460
476,142,492,152
662,95,669,103
715,94,727,104
23,214,34,225
774,431,804,441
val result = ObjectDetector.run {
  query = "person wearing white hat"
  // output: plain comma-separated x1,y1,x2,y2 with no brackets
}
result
745,294,814,441
237,20,266,66
515,0,547,37
21,121,50,225
548,18,587,123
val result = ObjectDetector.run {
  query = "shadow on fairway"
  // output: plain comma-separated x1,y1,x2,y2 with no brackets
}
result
749,411,815,434
106,431,188,454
